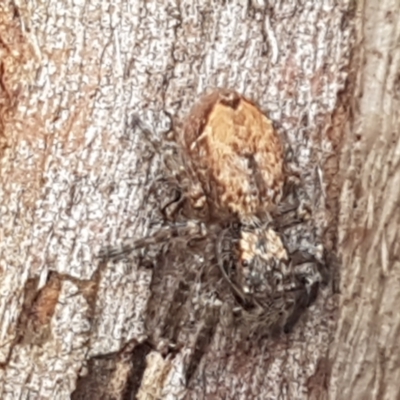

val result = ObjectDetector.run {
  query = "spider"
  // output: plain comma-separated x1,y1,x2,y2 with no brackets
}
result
99,88,328,337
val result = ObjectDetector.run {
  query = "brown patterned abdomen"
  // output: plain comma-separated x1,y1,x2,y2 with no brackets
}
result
182,89,284,222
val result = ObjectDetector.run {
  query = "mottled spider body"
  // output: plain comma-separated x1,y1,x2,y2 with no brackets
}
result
236,226,290,296
100,88,327,337
217,223,324,334
182,89,285,223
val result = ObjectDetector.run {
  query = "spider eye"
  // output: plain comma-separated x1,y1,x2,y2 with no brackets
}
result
242,260,249,267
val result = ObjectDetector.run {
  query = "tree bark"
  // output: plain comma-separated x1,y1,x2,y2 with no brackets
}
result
330,1,400,399
0,0,397,399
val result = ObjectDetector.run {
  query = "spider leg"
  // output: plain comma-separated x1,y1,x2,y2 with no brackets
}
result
215,228,247,304
97,229,171,261
160,188,184,221
98,221,207,261
282,292,309,334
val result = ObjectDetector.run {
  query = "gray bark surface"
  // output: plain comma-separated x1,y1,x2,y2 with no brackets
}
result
0,0,397,399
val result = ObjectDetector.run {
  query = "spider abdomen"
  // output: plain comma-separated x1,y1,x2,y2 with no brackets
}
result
182,89,285,222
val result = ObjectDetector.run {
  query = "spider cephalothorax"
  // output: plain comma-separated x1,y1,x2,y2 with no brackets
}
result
236,227,289,296
216,223,324,334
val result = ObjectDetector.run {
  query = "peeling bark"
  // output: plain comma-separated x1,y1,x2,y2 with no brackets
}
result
0,0,397,399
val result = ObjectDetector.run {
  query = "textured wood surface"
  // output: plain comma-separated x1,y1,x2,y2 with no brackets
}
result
329,1,400,399
0,0,396,399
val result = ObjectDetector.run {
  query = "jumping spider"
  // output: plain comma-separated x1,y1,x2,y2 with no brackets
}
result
99,88,328,336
